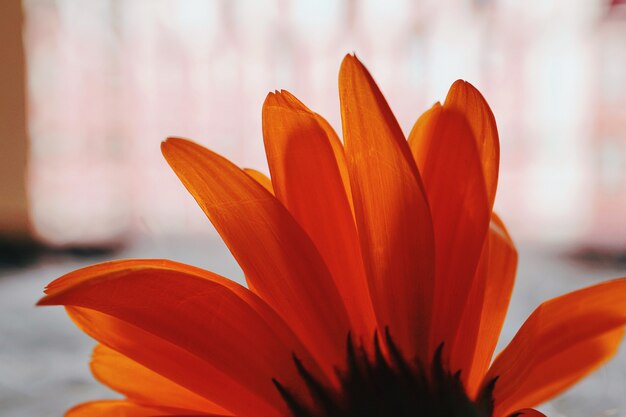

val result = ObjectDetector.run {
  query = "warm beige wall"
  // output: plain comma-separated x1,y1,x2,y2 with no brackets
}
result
0,0,31,240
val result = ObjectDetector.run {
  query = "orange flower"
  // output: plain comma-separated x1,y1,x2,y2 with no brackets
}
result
39,55,626,417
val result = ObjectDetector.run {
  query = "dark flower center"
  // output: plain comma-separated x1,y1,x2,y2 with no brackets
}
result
273,329,496,417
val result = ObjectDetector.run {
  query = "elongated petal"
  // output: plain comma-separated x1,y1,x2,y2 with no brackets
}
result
409,100,491,359
91,344,230,415
496,327,625,417
450,213,517,397
68,307,271,416
444,80,500,207
162,138,350,375
407,102,442,165
312,111,354,214
339,54,435,359
508,409,546,417
263,90,375,338
269,91,355,212
66,400,183,417
40,260,322,416
485,278,626,416
243,168,274,194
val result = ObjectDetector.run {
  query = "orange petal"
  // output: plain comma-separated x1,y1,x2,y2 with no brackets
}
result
339,54,435,359
508,409,547,417
243,168,274,194
91,344,230,415
66,400,183,417
495,327,625,417
262,90,375,339
269,90,354,214
407,102,443,168
40,259,322,416
444,80,500,207
484,278,626,416
449,213,517,397
312,110,355,215
409,98,491,359
161,137,350,375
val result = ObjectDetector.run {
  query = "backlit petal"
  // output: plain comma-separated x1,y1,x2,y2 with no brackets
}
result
161,138,350,375
243,168,274,194
40,259,322,416
91,344,229,415
495,328,625,417
409,98,491,359
485,278,626,416
508,409,547,417
263,90,375,339
271,91,354,214
66,400,182,417
339,54,435,360
312,110,354,214
444,80,500,207
450,213,517,397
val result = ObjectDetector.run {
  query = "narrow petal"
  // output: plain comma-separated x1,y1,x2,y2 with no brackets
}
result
68,307,270,416
495,328,625,417
66,400,183,417
40,260,323,416
263,90,375,339
162,138,350,375
311,110,355,214
444,80,500,207
243,168,274,194
508,409,547,417
409,98,491,358
91,344,230,415
450,213,517,397
484,278,626,416
339,54,435,360
273,90,355,213
407,102,443,165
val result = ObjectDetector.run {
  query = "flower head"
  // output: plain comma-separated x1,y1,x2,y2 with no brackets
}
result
39,54,626,417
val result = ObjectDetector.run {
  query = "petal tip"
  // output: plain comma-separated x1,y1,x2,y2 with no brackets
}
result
264,91,279,107
161,137,199,159
447,79,483,100
263,89,308,113
162,136,183,150
35,295,53,306
340,53,362,73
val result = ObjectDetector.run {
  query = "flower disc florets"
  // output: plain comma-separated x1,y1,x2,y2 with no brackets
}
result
275,330,497,417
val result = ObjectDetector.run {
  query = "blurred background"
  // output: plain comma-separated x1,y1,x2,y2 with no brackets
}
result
1,0,625,416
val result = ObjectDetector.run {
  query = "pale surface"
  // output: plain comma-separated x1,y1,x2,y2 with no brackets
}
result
21,0,626,248
0,238,624,417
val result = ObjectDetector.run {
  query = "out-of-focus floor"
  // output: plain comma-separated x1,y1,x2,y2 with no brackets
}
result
0,237,625,417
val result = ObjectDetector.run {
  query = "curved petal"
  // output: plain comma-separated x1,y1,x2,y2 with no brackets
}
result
161,138,350,375
450,213,517,397
409,99,491,359
407,102,442,161
444,80,500,207
40,259,323,416
262,90,375,339
484,278,626,416
311,110,354,214
495,327,625,417
339,53,435,360
243,168,274,194
65,400,185,417
269,89,354,211
508,409,547,417
90,344,230,415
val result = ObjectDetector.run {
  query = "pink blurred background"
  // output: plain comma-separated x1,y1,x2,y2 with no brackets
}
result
1,2,626,417
18,0,626,250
